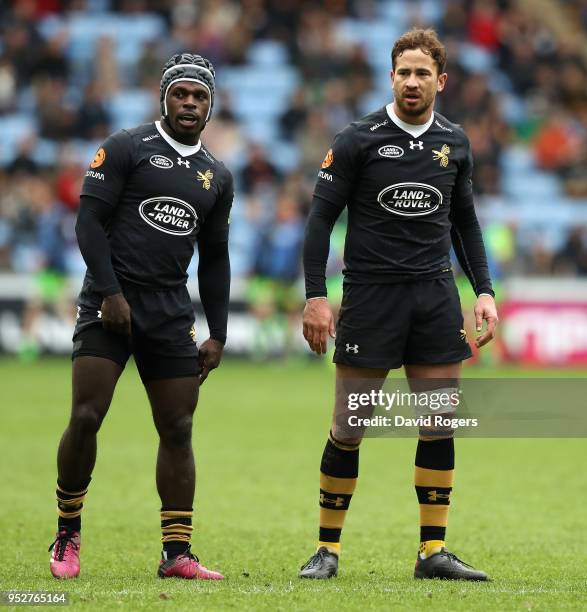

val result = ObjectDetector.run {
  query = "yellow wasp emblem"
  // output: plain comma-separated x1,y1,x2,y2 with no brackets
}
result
197,169,213,190
432,144,451,168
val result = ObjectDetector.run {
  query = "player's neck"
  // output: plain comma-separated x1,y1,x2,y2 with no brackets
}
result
160,117,202,146
391,102,433,126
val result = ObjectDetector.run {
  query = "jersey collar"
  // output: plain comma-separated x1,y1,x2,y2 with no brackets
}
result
155,121,202,157
385,103,434,139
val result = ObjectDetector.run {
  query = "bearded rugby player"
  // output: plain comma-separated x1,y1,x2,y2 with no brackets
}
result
300,29,498,581
49,54,233,580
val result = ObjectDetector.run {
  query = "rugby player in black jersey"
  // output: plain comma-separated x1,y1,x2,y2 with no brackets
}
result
49,54,232,580
299,29,498,581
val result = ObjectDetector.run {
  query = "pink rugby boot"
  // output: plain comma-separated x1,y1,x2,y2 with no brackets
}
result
49,528,81,579
158,546,224,580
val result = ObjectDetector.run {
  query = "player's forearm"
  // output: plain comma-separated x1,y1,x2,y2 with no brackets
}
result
303,197,343,299
197,241,230,344
75,196,121,297
450,199,493,296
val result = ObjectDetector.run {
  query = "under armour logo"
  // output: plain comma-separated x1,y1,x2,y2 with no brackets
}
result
427,490,451,503
409,140,424,150
320,494,345,507
345,343,359,353
177,158,190,168
97,310,102,319
76,306,81,320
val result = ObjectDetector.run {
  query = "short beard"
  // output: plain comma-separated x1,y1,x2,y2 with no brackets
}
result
396,98,432,118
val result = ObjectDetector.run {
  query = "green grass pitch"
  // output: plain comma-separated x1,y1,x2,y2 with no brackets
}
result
1,358,586,610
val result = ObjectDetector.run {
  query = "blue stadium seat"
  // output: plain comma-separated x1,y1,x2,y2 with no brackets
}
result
501,145,536,174
360,86,393,115
239,118,278,146
108,89,156,131
268,142,300,173
457,44,495,74
0,115,37,164
39,12,165,73
247,40,289,67
336,20,400,71
66,14,111,62
32,140,60,166
219,66,298,104
501,171,562,200
219,67,299,133
111,14,166,79
378,0,444,25
37,14,64,41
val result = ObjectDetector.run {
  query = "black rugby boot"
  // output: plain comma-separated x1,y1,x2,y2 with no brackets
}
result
414,548,489,581
299,547,339,579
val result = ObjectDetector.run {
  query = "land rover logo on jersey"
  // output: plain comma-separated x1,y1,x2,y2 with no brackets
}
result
378,144,404,159
149,155,173,169
378,182,443,217
139,197,198,235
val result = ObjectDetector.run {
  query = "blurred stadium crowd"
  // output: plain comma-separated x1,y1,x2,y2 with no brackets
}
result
1,0,587,312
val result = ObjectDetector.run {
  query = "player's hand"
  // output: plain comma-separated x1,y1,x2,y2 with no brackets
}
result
303,297,336,355
198,338,224,385
101,293,132,336
474,294,498,348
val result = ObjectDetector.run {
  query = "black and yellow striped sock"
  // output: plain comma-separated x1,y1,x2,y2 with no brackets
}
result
318,432,360,556
414,437,454,559
161,508,193,559
56,480,90,532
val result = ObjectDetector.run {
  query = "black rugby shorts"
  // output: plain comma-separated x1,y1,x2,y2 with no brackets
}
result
72,284,200,382
333,277,473,369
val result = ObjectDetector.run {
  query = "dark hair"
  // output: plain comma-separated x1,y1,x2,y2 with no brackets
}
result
391,28,447,74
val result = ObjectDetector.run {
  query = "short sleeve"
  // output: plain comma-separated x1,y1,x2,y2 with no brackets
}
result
81,130,134,207
313,125,362,208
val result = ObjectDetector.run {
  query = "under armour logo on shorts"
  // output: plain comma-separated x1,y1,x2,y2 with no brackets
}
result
345,343,359,353
409,140,424,150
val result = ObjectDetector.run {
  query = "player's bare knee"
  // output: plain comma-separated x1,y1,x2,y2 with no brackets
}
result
159,414,193,449
70,402,106,436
